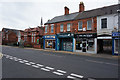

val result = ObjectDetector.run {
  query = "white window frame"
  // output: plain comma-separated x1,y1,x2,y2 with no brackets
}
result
32,36,33,42
87,20,92,30
78,21,83,31
101,18,107,29
67,23,71,31
45,25,48,33
34,36,35,43
60,24,64,32
51,24,54,33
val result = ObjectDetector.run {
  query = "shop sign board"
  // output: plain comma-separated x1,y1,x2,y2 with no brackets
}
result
44,35,56,39
112,32,120,37
57,33,74,38
75,33,97,38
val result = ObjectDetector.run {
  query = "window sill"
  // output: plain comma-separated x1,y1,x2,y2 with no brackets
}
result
78,29,82,31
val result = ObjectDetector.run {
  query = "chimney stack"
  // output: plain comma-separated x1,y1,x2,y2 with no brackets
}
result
79,2,85,12
64,6,69,15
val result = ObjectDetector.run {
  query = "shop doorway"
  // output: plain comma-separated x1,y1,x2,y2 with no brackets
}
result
97,39,112,54
59,38,73,51
82,40,87,52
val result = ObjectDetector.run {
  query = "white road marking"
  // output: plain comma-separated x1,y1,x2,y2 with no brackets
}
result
57,70,67,74
36,64,44,67
25,63,31,65
32,65,40,68
19,61,24,63
13,57,17,59
14,59,19,61
45,66,54,70
53,71,64,76
29,62,35,64
9,57,13,59
23,60,29,62
70,73,83,78
41,68,50,71
67,76,76,79
6,56,9,58
18,59,22,60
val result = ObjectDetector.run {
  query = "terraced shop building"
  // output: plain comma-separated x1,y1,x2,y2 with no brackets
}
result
43,5,79,51
44,2,119,54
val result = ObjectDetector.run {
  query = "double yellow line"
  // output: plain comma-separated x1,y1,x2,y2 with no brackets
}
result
0,52,3,59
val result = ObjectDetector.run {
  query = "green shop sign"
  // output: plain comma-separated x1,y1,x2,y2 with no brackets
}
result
57,33,74,38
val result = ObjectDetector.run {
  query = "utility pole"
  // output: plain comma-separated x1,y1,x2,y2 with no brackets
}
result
118,0,120,55
118,0,120,79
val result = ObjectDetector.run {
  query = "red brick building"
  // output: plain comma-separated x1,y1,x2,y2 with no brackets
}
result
23,27,44,48
2,28,21,45
44,2,97,53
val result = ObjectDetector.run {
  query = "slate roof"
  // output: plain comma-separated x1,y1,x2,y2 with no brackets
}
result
45,12,79,24
75,4,119,20
45,4,119,24
2,28,20,35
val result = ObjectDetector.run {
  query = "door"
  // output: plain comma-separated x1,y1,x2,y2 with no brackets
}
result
82,40,87,52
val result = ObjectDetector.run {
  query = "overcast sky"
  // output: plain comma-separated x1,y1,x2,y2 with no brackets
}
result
0,0,118,31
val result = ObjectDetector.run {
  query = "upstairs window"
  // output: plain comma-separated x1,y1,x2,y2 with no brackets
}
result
101,18,107,28
45,25,48,33
78,21,83,30
67,23,71,31
87,20,92,30
60,24,64,32
51,25,54,33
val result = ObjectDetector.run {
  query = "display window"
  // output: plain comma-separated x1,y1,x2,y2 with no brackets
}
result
45,40,55,49
88,39,94,51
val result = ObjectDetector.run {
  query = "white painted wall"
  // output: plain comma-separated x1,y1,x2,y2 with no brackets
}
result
97,14,118,35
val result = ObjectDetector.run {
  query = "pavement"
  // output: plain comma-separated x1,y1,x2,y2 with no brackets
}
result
2,45,119,60
2,45,118,79
17,46,119,60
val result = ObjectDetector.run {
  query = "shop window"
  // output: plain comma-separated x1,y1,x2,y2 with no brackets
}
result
51,25,54,33
88,39,94,51
114,39,118,53
67,23,71,31
60,24,64,32
45,40,55,49
101,18,107,28
87,20,92,30
78,21,82,31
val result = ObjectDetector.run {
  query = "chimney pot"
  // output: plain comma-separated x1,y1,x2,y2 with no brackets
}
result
64,6,69,15
79,2,85,12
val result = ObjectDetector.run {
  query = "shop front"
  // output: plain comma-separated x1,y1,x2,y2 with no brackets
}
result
74,33,97,54
43,35,57,50
112,32,120,55
56,33,75,52
97,35,112,54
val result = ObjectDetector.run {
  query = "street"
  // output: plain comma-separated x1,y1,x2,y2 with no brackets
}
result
2,46,118,79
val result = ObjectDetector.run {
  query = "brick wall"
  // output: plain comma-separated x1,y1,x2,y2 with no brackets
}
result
44,17,97,35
